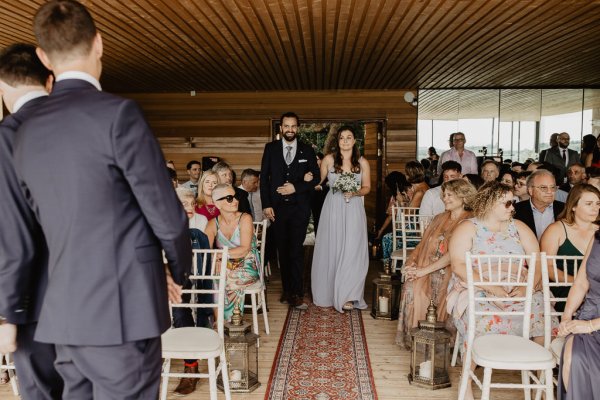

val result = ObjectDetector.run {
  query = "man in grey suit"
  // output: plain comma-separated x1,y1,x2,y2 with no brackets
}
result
543,132,580,183
0,43,63,400
12,1,192,397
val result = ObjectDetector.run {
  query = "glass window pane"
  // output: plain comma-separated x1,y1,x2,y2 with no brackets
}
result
540,89,583,153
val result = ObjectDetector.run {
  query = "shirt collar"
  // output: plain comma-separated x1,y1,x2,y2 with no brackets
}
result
13,90,48,113
530,199,553,213
55,71,102,91
283,138,297,150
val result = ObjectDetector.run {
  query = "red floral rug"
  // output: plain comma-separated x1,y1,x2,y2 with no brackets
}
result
265,305,378,400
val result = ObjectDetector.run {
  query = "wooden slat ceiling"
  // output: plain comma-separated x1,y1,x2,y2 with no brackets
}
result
1,0,600,93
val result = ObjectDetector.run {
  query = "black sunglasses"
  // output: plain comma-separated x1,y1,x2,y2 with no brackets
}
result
215,194,238,203
503,200,514,209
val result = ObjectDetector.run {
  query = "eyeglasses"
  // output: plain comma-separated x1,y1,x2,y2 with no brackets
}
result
532,185,557,193
215,194,238,203
502,200,514,209
452,138,465,142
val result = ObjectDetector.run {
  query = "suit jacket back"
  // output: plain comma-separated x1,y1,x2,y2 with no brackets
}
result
13,79,192,346
0,97,49,325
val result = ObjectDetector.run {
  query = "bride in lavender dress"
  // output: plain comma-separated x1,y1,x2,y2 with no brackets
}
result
311,126,371,313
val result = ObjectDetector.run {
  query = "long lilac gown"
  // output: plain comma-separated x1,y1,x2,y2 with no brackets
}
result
559,238,600,400
311,170,369,313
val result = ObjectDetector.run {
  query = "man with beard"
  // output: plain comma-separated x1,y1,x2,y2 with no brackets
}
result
543,132,580,183
260,112,319,309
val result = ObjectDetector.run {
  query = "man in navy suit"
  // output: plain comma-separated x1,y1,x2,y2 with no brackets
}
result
260,112,319,309
12,1,191,397
0,43,63,400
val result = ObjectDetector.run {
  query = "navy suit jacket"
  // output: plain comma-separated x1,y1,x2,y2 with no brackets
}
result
0,96,49,325
259,139,319,216
513,200,564,237
13,79,192,346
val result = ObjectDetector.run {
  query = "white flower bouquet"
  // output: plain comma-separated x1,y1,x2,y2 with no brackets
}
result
332,172,360,203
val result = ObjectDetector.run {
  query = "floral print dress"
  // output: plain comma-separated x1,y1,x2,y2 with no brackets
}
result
446,218,557,356
215,215,260,322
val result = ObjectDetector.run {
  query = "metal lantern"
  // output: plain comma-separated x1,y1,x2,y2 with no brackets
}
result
408,300,451,390
217,303,260,393
370,261,401,320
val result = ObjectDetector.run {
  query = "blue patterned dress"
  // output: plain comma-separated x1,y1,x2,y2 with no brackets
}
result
215,215,260,321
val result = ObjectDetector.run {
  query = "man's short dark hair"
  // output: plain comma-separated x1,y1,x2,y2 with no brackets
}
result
441,160,462,174
186,160,201,170
241,168,259,181
0,43,50,87
279,111,299,126
212,161,232,174
33,0,97,59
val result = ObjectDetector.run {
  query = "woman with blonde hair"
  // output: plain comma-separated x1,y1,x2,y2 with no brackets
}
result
541,184,600,312
396,179,476,348
195,170,220,220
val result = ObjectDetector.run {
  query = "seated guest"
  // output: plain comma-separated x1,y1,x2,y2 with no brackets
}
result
396,179,475,349
463,173,484,189
381,162,429,264
541,184,600,313
239,168,263,222
515,171,532,201
195,170,220,220
587,167,600,191
447,181,556,400
375,171,411,240
514,169,565,240
204,184,260,322
558,231,600,400
560,163,586,193
527,161,544,171
511,162,524,172
480,159,500,183
181,160,202,197
212,161,252,215
171,187,210,396
420,161,462,217
499,170,517,190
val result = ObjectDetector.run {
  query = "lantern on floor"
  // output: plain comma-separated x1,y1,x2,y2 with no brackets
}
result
217,302,260,393
408,300,451,390
370,261,401,320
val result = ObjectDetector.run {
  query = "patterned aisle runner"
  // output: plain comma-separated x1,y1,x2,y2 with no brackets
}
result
265,305,378,400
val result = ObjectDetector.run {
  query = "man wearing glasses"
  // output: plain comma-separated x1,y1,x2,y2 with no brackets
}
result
513,169,565,240
436,132,478,175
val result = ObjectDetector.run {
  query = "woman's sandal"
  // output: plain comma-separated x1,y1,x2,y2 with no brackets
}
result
342,301,354,311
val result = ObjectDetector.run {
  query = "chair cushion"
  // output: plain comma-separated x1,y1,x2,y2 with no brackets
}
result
550,337,565,362
162,327,222,359
472,334,555,370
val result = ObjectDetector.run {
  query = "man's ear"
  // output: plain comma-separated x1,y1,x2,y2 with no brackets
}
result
45,74,54,93
93,32,103,59
36,47,53,71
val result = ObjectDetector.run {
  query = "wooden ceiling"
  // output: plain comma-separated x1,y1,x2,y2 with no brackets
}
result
1,0,600,93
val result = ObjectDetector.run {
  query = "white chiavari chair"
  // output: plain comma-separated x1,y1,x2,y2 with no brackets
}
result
458,252,554,400
160,248,231,400
390,206,419,273
0,353,18,396
246,220,270,337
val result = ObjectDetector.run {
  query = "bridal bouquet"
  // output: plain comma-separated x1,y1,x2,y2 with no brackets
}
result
332,172,360,203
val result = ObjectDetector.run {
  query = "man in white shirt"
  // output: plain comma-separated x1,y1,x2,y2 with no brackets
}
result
420,161,462,216
239,168,264,222
181,160,201,197
437,132,478,175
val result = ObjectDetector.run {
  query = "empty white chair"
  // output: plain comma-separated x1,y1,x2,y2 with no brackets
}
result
161,247,231,400
0,353,19,396
246,220,270,336
458,252,555,400
536,252,583,397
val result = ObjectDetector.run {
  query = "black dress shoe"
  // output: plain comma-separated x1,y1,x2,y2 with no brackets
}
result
279,294,289,304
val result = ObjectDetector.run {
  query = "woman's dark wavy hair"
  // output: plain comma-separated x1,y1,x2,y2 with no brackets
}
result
333,125,361,173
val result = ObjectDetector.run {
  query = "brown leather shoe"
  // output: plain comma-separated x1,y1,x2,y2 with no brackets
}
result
173,365,199,396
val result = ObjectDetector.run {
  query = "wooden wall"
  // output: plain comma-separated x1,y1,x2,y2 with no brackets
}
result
124,90,417,223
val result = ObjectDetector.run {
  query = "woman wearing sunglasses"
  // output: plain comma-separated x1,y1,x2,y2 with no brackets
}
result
447,181,554,400
204,184,260,322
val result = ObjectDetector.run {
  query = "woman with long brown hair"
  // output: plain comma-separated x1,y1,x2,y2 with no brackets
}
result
311,125,371,312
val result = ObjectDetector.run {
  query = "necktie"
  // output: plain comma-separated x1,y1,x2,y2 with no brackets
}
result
249,192,255,218
562,149,566,163
285,145,292,165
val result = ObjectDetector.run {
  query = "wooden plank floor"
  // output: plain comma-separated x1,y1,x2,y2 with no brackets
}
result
0,258,528,399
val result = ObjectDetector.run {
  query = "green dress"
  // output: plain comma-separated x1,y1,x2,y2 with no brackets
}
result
553,221,583,313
